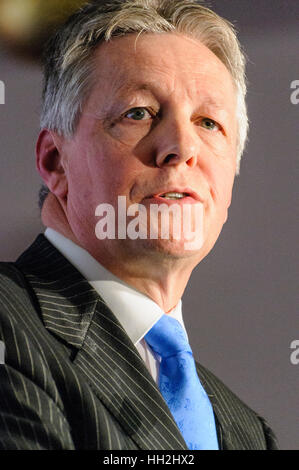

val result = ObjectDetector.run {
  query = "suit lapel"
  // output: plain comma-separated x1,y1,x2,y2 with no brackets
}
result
195,364,225,449
196,362,241,450
74,299,188,450
17,234,99,348
17,234,187,450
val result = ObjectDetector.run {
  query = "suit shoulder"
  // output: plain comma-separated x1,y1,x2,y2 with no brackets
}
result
0,261,28,285
0,261,39,322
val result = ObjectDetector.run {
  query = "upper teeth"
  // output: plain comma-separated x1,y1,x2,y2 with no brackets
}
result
161,192,187,199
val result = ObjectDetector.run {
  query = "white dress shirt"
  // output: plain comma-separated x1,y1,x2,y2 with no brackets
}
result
44,228,188,384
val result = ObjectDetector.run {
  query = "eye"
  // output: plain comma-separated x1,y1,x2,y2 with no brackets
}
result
201,118,220,131
124,107,153,121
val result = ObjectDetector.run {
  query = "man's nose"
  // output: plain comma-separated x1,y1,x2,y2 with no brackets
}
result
154,117,199,168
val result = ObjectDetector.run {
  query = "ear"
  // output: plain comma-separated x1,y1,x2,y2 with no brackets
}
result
36,130,68,200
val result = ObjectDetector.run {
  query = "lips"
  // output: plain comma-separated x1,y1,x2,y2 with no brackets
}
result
145,188,202,202
158,191,189,200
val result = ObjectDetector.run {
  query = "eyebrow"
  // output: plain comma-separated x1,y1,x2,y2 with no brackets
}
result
112,80,156,97
199,96,227,110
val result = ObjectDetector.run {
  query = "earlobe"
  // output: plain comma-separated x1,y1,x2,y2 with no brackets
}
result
36,130,68,200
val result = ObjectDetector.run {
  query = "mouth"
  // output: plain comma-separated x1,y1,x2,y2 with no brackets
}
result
145,188,202,202
159,191,189,200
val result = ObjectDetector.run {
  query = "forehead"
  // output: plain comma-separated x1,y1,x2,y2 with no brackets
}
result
88,32,236,108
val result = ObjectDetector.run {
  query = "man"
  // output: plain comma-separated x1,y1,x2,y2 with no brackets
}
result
0,0,278,450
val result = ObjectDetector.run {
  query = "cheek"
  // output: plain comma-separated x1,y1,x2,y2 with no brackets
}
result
77,141,139,203
63,146,98,210
99,138,143,185
210,163,235,213
220,175,234,207
107,122,151,147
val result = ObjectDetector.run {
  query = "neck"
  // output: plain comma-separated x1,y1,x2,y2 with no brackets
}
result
41,192,78,245
113,264,191,312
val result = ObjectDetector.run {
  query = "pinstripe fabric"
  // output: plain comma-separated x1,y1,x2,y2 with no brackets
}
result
0,234,278,450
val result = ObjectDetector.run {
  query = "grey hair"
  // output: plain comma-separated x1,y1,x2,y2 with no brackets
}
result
39,0,248,207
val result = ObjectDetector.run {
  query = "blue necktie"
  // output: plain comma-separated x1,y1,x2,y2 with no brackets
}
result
144,314,219,450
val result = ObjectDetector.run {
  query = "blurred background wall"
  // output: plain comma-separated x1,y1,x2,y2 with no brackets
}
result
0,0,298,449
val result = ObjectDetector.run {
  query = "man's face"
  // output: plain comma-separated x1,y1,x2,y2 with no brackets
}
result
60,33,238,267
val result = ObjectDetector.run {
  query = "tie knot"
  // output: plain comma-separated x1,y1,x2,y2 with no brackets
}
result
144,314,192,358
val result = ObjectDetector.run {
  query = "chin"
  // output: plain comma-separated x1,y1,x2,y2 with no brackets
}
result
126,237,205,261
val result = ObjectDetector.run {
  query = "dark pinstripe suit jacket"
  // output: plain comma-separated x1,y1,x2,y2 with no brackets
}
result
0,234,278,450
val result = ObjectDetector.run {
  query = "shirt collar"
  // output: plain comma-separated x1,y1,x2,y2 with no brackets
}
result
44,228,186,345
